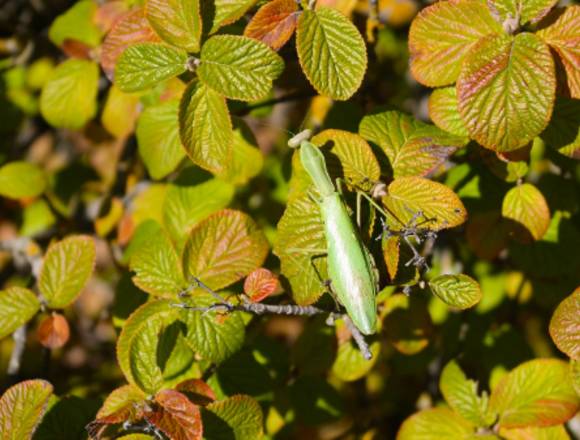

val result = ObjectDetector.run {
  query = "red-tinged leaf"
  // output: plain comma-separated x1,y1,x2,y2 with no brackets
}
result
457,33,556,152
0,379,53,439
176,379,216,406
244,268,280,302
37,312,70,349
408,0,502,87
466,211,510,260
500,424,571,440
61,39,93,59
549,287,580,360
383,235,400,281
146,390,202,440
537,6,580,99
502,183,550,242
487,0,558,26
428,86,469,137
244,0,299,50
100,8,160,81
94,1,129,33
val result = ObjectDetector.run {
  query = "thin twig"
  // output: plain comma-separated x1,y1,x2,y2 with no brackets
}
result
7,325,27,377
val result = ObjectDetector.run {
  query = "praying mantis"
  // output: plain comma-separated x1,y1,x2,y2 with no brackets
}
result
288,130,378,335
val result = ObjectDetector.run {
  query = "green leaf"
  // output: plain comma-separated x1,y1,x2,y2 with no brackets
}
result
0,161,46,200
179,81,233,174
408,0,502,87
488,0,558,26
115,43,187,93
549,287,580,360
0,287,40,339
182,209,269,290
0,380,53,440
179,292,245,363
289,376,343,425
429,274,482,310
296,7,367,100
145,0,202,52
489,358,580,429
540,97,580,159
102,85,140,139
163,175,235,251
382,294,432,355
397,407,473,439
40,59,98,129
440,360,496,427
129,228,186,298
218,120,264,186
428,87,469,137
273,192,327,305
202,395,263,440
331,334,380,382
20,199,56,237
382,177,467,231
38,235,96,309
33,395,100,440
96,384,146,419
500,424,571,440
502,183,550,241
208,0,258,34
136,99,186,180
48,0,102,48
198,35,284,102
457,33,555,152
359,110,466,178
571,360,580,396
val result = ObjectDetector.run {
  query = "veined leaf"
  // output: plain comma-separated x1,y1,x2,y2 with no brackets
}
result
179,81,233,174
488,0,558,26
0,161,46,200
40,59,98,129
37,313,70,349
198,35,284,102
176,379,216,406
202,395,263,440
428,87,469,137
500,425,571,440
100,8,160,81
146,389,202,440
383,235,400,281
540,97,580,159
397,407,474,440
549,287,580,360
429,274,482,310
137,99,186,180
244,268,280,302
48,0,102,48
440,359,496,427
502,183,550,242
209,0,258,34
457,33,555,152
115,43,187,92
296,7,367,100
182,209,269,290
0,287,40,339
218,120,264,186
408,0,502,87
95,384,146,421
38,235,96,309
489,358,580,429
0,380,53,440
382,177,467,231
145,0,202,52
537,6,580,99
244,0,299,50
331,336,380,382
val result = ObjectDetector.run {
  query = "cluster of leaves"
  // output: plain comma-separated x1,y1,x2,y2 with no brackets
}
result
0,0,579,438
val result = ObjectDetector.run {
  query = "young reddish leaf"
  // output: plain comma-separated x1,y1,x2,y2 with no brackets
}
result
244,0,299,50
382,235,400,281
0,379,53,439
145,0,202,52
100,8,160,81
537,6,580,99
179,81,233,174
176,379,217,406
489,358,580,429
202,395,263,440
408,0,502,87
38,235,96,309
500,424,570,440
488,0,558,26
502,183,550,242
101,85,140,139
0,161,46,200
466,211,510,260
457,33,555,152
0,286,39,340
198,35,284,102
244,268,280,302
429,274,482,310
382,294,432,355
40,59,99,129
94,1,129,33
115,43,187,93
296,7,367,100
549,287,580,360
37,313,70,349
428,87,469,137
182,209,269,291
382,177,467,231
145,390,202,440
540,97,580,159
209,0,259,34
397,407,474,439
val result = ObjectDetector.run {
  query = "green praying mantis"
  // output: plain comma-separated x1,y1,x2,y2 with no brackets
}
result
288,130,378,336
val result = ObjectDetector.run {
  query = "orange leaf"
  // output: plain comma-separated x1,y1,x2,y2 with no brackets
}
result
94,1,129,33
244,0,299,50
146,389,202,440
244,268,280,302
176,379,217,406
37,313,70,349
